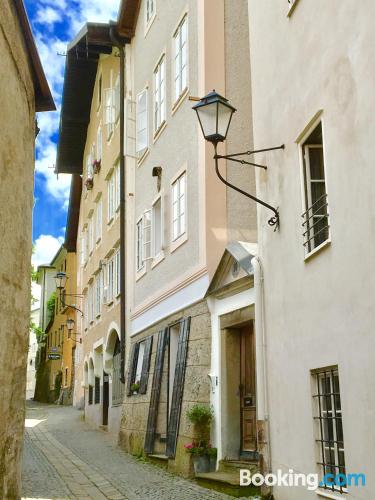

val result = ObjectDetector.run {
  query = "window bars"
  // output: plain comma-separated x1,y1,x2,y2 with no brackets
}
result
301,193,329,253
313,368,346,493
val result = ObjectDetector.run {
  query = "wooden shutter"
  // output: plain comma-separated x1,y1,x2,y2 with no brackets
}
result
126,342,140,396
139,335,153,394
144,328,168,454
166,316,191,458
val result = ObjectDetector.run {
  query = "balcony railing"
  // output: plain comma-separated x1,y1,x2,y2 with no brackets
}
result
301,193,329,254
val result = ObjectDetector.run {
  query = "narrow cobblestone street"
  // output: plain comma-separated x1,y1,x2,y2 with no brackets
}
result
22,402,236,500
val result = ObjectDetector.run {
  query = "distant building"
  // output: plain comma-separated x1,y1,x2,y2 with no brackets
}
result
0,0,54,497
26,307,39,400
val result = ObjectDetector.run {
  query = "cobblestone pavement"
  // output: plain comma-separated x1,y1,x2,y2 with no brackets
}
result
22,402,240,500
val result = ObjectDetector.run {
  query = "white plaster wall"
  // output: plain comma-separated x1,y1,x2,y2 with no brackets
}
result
248,1,375,498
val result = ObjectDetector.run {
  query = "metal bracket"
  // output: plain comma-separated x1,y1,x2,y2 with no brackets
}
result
213,144,284,230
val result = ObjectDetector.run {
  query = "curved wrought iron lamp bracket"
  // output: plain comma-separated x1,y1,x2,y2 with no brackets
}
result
213,144,284,230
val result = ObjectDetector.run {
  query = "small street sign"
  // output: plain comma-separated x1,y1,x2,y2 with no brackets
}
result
48,353,61,360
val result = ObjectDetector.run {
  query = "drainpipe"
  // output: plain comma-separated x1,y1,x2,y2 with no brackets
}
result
251,256,272,478
109,24,126,383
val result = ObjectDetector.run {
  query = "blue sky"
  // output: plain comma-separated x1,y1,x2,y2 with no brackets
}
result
25,0,119,268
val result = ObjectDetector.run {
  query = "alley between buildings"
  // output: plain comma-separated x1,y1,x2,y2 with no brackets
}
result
21,402,237,500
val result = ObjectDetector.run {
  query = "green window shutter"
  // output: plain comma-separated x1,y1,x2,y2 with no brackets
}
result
126,342,140,396
166,316,191,458
144,328,168,454
139,335,153,394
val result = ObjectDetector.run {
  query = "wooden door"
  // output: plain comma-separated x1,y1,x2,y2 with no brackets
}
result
240,324,257,452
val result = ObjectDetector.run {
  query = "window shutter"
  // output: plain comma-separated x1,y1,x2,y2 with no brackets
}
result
144,328,168,454
166,317,191,458
139,335,153,394
136,90,148,152
126,343,140,396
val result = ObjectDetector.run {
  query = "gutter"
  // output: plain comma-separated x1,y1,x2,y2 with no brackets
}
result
109,24,127,384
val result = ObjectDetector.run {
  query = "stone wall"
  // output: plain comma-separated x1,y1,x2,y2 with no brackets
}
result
119,300,211,477
0,0,36,497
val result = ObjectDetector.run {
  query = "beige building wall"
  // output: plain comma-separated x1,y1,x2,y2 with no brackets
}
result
77,52,123,433
0,0,53,497
248,1,375,498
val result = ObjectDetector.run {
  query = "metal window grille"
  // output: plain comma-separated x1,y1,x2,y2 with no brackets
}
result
94,376,100,404
88,385,93,405
313,368,346,493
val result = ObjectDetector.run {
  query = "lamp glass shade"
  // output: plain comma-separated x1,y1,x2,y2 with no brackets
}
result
66,318,75,331
193,91,236,144
55,272,67,290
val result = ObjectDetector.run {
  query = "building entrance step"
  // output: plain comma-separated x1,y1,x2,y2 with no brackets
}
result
195,469,261,498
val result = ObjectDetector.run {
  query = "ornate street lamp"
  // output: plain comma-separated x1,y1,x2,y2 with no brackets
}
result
192,91,284,229
55,272,67,290
65,318,82,343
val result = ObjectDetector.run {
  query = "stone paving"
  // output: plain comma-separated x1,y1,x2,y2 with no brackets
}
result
22,402,240,500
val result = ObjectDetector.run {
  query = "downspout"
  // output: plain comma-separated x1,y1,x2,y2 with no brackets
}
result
109,24,126,383
251,256,272,478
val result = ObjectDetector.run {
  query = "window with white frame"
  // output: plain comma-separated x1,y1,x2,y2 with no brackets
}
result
86,153,93,180
83,293,88,330
152,196,162,257
88,284,94,323
104,86,115,140
174,16,188,102
312,367,346,494
143,210,151,261
154,56,166,132
301,121,329,254
81,230,86,266
106,256,114,304
146,0,155,25
107,171,115,222
115,163,120,211
88,217,94,254
135,341,146,383
172,172,186,241
95,271,103,317
136,218,144,271
115,249,120,296
114,74,120,122
136,89,148,153
85,226,89,262
97,126,102,161
95,198,102,243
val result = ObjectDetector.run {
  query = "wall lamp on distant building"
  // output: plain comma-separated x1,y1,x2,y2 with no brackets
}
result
191,90,284,229
66,318,82,344
54,272,84,316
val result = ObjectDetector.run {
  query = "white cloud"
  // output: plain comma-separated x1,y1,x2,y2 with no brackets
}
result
32,234,64,268
68,0,120,36
36,6,61,26
35,141,71,208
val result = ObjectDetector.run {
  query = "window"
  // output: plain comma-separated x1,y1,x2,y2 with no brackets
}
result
88,385,93,405
88,217,94,254
146,0,155,25
174,16,188,102
172,172,186,241
107,172,115,222
136,90,148,153
152,197,162,257
95,198,102,243
136,218,144,271
112,337,124,405
94,376,100,404
95,271,102,317
115,163,120,211
88,284,94,324
97,126,102,161
301,122,329,254
86,153,93,180
104,87,115,140
81,231,87,266
97,74,102,109
114,74,120,122
115,250,121,296
84,293,88,330
107,257,114,304
143,210,151,261
312,368,346,493
135,341,146,383
154,56,166,132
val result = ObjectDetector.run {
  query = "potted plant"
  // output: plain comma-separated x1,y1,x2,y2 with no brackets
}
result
185,404,215,474
93,159,101,174
130,381,140,395
85,177,93,190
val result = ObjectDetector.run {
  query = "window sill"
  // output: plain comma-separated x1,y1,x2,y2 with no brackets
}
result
107,217,114,227
287,0,300,17
153,120,167,144
136,267,146,282
151,251,165,269
170,232,188,254
316,489,347,499
304,239,331,262
137,148,150,167
172,87,189,115
144,12,156,37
